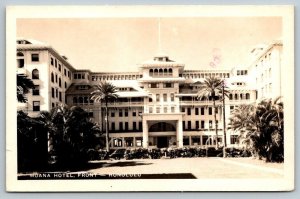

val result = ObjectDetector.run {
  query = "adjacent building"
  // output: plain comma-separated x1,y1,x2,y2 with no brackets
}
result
16,38,283,149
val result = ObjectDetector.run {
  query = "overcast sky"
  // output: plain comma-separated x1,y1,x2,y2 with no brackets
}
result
17,17,281,72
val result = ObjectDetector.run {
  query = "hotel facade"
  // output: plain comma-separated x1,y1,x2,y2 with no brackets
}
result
16,38,283,149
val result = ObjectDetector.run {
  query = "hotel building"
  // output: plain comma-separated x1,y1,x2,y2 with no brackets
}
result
16,38,283,149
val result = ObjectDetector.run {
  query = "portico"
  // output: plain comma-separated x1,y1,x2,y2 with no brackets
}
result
142,113,184,148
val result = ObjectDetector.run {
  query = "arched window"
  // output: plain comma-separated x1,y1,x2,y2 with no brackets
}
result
168,68,173,76
84,97,88,104
65,82,67,88
234,93,238,100
240,93,243,100
246,93,250,100
163,68,168,76
154,69,158,76
51,73,54,83
59,78,61,87
73,97,77,103
229,94,233,100
17,52,25,68
32,69,39,79
159,68,163,76
79,97,83,103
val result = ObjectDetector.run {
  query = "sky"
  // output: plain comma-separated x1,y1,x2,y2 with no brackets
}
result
17,17,282,72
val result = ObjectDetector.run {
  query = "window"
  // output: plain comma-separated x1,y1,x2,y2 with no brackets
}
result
156,94,160,102
31,54,39,62
149,97,153,102
59,92,62,102
171,93,174,101
73,97,77,103
149,83,159,88
230,106,234,111
32,69,39,79
201,120,205,129
156,107,160,113
59,78,61,87
201,107,205,115
163,94,167,102
119,110,123,117
17,52,24,68
187,121,191,130
56,88,58,98
33,101,40,111
111,111,115,117
215,107,218,114
65,82,67,89
58,64,61,72
51,57,54,65
125,109,128,117
182,121,186,130
163,83,173,88
55,74,58,83
208,107,212,115
55,59,57,68
164,107,168,113
133,122,137,130
51,88,54,98
149,107,153,113
195,121,199,129
132,111,136,117
139,122,142,130
231,135,238,144
125,122,129,131
187,108,191,115
209,120,213,128
64,69,67,76
119,122,123,131
195,108,199,115
229,94,233,100
32,85,39,95
246,93,250,100
111,122,115,131
181,107,185,113
51,73,54,83
171,107,175,113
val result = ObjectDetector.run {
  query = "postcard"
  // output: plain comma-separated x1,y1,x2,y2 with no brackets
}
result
6,5,294,191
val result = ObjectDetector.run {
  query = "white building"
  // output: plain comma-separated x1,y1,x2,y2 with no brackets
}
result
17,38,283,149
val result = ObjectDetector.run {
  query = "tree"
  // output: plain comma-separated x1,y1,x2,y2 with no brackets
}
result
39,105,101,169
228,97,284,162
91,82,118,152
196,77,229,148
17,74,35,103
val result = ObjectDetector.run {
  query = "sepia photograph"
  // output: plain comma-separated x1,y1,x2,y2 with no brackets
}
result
6,5,294,191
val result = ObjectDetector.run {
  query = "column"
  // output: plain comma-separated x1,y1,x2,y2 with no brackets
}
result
177,118,183,148
122,137,125,148
142,119,149,148
133,137,136,148
200,135,203,146
189,136,192,147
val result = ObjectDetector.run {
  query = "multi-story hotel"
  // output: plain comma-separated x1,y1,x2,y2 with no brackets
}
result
16,38,283,149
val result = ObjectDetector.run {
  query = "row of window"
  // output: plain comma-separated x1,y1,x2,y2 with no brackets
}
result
228,93,250,100
148,106,176,114
149,93,175,102
182,107,218,116
181,72,230,79
109,121,143,132
51,72,68,89
110,109,142,118
183,120,219,130
51,87,63,102
91,74,142,81
149,68,173,77
148,83,174,88
50,57,71,79
236,70,248,76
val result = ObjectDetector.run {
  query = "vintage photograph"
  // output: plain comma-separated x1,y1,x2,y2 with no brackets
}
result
6,6,294,191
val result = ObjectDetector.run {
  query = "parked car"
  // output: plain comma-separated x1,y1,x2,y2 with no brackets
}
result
109,149,126,160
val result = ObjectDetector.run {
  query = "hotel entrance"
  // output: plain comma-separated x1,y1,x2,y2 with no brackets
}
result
157,136,168,148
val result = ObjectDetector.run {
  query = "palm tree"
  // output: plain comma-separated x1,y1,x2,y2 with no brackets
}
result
196,77,229,148
91,82,118,152
17,74,35,102
228,97,284,162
